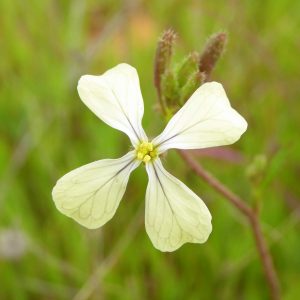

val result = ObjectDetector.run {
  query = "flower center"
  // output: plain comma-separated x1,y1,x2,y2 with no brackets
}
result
136,142,157,163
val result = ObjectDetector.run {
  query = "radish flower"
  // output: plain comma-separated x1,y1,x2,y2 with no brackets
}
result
52,63,247,252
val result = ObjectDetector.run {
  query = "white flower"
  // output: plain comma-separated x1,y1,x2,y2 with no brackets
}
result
52,63,247,252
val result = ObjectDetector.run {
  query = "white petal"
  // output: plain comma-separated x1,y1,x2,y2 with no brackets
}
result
52,151,140,229
145,159,212,252
152,82,247,153
77,63,147,146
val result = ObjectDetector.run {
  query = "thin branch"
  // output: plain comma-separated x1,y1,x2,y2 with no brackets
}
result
179,150,252,217
249,214,281,300
178,150,281,300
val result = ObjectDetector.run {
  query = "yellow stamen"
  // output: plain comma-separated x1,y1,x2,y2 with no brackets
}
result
143,155,151,163
136,141,157,163
137,152,144,160
149,151,156,158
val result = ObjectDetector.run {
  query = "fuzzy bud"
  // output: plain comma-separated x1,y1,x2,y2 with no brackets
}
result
154,29,177,97
176,51,200,88
161,69,179,106
199,32,227,80
179,71,205,105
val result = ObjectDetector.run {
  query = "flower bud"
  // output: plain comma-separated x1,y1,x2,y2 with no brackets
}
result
154,29,177,97
179,71,205,105
199,32,227,80
246,154,267,180
176,51,200,88
161,69,179,106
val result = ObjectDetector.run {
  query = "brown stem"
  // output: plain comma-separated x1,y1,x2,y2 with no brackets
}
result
178,150,281,300
249,213,281,300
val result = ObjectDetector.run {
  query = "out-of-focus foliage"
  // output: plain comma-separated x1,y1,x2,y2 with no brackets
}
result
0,0,300,299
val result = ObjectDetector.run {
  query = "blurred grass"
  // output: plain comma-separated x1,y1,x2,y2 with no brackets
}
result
1,0,300,299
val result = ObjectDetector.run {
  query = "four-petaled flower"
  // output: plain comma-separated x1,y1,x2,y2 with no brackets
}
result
52,63,247,252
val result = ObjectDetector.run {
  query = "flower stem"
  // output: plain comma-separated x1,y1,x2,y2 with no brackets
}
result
178,150,281,300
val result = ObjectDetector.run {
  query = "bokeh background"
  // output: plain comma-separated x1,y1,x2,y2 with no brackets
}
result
1,0,300,299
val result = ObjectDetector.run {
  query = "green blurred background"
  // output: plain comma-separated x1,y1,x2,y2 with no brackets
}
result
1,0,300,299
